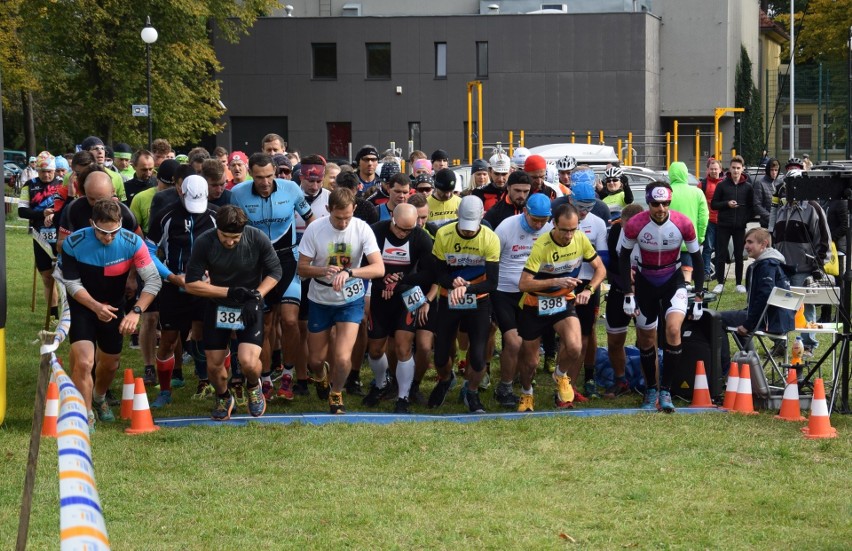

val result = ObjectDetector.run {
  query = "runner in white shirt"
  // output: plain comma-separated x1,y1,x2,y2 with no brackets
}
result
297,188,384,414
491,194,552,408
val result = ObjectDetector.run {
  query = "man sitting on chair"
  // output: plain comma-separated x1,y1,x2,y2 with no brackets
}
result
721,228,795,364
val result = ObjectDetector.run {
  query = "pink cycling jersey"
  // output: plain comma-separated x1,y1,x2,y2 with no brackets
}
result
619,210,699,286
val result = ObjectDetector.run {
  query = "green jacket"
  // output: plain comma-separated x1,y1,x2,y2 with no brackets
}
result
668,161,708,246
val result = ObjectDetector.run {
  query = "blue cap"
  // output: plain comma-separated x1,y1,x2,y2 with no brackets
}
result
571,182,596,202
54,156,70,171
526,193,552,217
570,168,595,187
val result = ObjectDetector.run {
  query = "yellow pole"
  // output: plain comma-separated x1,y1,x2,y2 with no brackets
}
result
714,110,720,161
586,131,591,145
695,129,700,178
673,120,679,162
627,132,633,166
666,132,671,169
718,132,723,164
571,132,575,144
617,139,623,163
520,130,524,148
467,83,473,165
599,130,604,145
477,82,484,160
508,131,514,157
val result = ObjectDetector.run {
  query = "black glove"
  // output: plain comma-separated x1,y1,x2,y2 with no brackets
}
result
227,287,255,303
241,301,261,328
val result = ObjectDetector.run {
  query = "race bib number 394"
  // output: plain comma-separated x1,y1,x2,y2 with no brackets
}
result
449,294,477,310
401,286,426,313
343,278,366,303
216,305,244,330
537,295,567,316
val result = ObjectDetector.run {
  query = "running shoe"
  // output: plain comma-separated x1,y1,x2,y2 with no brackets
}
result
192,380,215,400
362,379,386,407
463,389,486,413
409,382,427,406
232,384,247,409
92,396,115,422
641,388,659,411
344,370,364,396
313,363,331,400
657,389,675,413
517,393,535,412
150,390,172,409
427,372,456,408
736,285,747,294
88,410,96,433
394,397,411,414
552,372,575,405
270,364,285,381
380,377,399,401
712,283,724,294
542,355,556,374
572,386,589,403
211,393,235,421
261,380,274,401
293,379,310,396
129,333,140,350
329,391,346,414
604,379,631,399
170,377,186,389
105,389,121,407
276,373,295,401
494,384,520,408
143,365,157,386
478,371,491,392
583,380,601,399
248,384,267,417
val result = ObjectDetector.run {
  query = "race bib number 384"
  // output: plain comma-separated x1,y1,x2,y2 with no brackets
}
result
216,305,244,330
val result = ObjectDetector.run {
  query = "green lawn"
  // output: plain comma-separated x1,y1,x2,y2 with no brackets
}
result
1,225,850,550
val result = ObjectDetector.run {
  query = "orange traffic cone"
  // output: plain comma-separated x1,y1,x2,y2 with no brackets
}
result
775,369,806,422
733,363,758,415
689,360,715,408
722,362,740,410
802,378,838,439
125,378,160,435
41,381,59,437
120,369,135,420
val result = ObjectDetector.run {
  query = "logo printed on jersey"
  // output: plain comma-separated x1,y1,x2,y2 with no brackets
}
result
326,242,352,268
382,242,411,264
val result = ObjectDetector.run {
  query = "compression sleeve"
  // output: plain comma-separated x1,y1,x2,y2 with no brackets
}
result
619,247,634,293
466,261,499,295
690,251,704,293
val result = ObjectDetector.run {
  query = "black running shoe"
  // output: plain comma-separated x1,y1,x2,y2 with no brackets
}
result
394,397,411,414
344,371,364,396
463,389,486,414
362,380,386,407
428,372,456,408
494,385,520,408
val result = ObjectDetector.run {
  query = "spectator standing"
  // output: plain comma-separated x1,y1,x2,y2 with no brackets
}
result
710,155,753,294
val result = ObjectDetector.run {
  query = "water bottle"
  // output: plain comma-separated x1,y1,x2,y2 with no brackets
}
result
791,336,804,366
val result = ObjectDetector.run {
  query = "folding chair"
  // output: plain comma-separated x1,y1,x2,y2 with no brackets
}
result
790,285,843,385
726,287,805,385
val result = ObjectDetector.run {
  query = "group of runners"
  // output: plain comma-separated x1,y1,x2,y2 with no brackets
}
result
19,135,706,424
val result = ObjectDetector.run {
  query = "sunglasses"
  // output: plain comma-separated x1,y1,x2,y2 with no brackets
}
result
89,145,106,152
393,220,416,234
92,222,121,235
279,168,292,175
361,157,379,163
417,186,433,192
650,201,671,208
606,178,620,183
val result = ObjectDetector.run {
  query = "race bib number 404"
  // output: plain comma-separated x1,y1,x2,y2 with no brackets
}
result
537,295,566,316
343,277,366,303
449,294,477,310
216,305,244,330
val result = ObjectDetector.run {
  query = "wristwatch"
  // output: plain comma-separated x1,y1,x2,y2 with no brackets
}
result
344,268,354,277
132,305,143,315
585,284,596,294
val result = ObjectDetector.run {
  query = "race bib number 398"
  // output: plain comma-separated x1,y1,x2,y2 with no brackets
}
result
537,295,567,316
343,277,366,303
216,306,244,330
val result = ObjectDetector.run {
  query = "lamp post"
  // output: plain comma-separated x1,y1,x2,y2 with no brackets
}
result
141,16,158,150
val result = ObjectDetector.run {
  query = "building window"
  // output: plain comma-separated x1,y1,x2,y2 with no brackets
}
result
781,114,812,151
366,43,391,79
435,42,447,79
312,43,337,79
476,41,488,78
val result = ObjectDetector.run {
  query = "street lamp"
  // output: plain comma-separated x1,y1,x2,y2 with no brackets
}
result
141,16,158,151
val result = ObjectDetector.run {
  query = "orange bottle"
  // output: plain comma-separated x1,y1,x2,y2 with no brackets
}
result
791,336,804,365
795,305,806,328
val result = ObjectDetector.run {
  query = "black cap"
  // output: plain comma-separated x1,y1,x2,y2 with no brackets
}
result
113,142,133,155
272,153,292,170
81,136,105,151
433,168,456,191
355,146,379,162
157,159,180,185
415,173,434,188
471,159,488,173
431,149,449,162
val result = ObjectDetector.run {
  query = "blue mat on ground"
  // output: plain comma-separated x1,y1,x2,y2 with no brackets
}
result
155,407,724,428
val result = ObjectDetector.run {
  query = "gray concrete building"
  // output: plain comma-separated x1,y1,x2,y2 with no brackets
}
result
214,0,759,170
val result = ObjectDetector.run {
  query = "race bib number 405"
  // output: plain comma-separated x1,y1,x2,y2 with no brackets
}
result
537,295,566,316
216,305,244,330
401,286,426,313
343,277,366,303
449,294,477,310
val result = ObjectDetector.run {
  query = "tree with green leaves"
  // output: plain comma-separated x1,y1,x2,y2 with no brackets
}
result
1,0,281,153
734,46,764,165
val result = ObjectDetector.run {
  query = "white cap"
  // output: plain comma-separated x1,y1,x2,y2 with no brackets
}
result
181,175,208,214
489,153,511,174
457,195,484,232
511,147,530,167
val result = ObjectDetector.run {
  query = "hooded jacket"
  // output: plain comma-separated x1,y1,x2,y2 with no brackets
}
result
668,161,708,245
711,171,754,228
743,247,795,334
773,201,829,274
752,160,778,227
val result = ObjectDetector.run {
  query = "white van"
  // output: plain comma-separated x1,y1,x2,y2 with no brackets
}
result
526,143,620,165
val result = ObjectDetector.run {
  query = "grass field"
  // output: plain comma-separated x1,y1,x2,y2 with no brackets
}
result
1,222,850,550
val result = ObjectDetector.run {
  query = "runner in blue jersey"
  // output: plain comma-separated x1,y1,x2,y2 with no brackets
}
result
230,152,314,400
54,199,162,428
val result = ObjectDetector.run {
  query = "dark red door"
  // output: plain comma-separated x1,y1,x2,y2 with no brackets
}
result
327,122,351,160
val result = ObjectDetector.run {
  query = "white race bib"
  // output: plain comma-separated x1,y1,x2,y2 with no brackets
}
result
449,294,477,310
537,295,567,316
343,277,365,303
401,286,426,313
216,305,244,330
